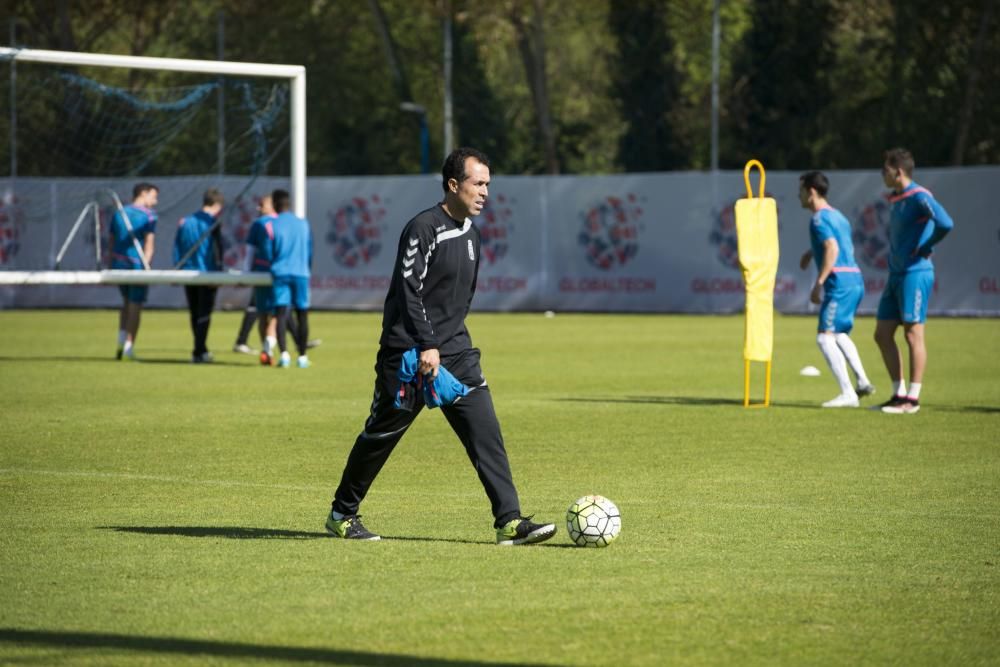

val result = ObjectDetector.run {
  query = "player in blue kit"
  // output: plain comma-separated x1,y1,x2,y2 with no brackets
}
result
173,188,225,363
875,148,954,414
245,195,279,365
111,182,159,361
798,171,875,408
232,195,321,360
269,189,313,369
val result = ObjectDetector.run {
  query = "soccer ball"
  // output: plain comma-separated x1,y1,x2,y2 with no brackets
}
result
566,495,621,548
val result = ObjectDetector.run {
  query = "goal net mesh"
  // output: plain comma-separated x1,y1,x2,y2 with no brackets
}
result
0,55,291,272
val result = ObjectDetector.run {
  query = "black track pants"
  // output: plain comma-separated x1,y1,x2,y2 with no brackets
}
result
331,346,521,527
184,285,217,357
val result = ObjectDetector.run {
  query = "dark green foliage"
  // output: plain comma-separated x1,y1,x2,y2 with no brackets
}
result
1,0,998,176
725,0,837,169
609,0,685,171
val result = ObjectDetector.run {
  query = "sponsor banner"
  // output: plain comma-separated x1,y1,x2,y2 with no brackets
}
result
2,167,998,315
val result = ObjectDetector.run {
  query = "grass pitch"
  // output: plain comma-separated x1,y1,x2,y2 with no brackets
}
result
1,309,998,666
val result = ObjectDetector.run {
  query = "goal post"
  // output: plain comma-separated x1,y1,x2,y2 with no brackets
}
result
0,46,307,218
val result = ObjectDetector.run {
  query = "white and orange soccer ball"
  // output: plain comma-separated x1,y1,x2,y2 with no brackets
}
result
566,495,621,548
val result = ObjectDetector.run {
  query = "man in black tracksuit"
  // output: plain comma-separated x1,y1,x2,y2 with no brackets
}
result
326,147,556,545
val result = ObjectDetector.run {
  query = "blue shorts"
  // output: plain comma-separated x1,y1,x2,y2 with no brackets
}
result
253,286,275,315
877,270,934,324
272,275,310,310
819,276,864,333
118,284,149,304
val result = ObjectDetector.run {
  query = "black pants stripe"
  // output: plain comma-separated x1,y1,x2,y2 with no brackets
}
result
332,347,521,527
276,307,308,355
184,286,217,356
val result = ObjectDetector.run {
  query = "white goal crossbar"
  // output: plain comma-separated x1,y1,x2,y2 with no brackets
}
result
0,46,307,217
0,270,271,287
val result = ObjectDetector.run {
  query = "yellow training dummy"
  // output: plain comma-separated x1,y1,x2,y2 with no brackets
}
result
735,159,779,406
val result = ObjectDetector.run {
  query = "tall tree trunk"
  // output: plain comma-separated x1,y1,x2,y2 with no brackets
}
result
510,0,559,174
951,0,996,165
368,0,414,103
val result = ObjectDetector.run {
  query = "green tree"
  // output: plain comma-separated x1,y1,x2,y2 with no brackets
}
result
725,0,837,169
609,0,684,171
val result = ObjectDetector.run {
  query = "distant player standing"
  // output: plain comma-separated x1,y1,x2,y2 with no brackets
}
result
874,148,954,414
173,188,225,363
244,195,279,365
797,171,875,407
111,182,158,361
234,196,321,358
269,189,313,369
325,147,556,545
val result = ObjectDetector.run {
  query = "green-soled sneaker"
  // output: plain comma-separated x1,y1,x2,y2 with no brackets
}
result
325,512,380,540
496,516,556,546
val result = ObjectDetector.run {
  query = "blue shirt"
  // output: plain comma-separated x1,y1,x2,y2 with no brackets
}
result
270,211,312,278
246,214,276,273
110,205,157,269
887,182,954,274
172,210,221,271
809,206,861,288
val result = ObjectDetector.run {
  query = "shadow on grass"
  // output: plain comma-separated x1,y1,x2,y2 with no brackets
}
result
558,395,1000,414
100,526,576,548
383,535,576,548
99,526,329,539
930,404,1000,414
555,395,817,409
0,628,558,666
0,356,121,363
0,356,251,367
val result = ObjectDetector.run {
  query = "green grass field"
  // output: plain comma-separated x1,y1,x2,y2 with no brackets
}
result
1,309,998,666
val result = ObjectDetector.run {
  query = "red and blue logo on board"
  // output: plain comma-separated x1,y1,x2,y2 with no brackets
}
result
475,193,514,265
851,196,891,271
578,194,644,270
326,195,386,268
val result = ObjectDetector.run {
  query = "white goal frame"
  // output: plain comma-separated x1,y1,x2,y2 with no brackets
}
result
0,46,307,218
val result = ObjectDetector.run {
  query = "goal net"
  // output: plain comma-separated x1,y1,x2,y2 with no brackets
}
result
0,47,305,304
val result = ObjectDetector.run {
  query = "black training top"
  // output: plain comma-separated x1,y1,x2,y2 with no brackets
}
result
379,204,481,355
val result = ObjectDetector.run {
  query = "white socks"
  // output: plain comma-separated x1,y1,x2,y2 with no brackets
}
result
893,380,907,397
908,382,922,400
834,333,871,388
265,336,277,354
817,333,856,397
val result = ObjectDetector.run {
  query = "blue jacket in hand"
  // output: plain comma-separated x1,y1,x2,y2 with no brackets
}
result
394,348,471,410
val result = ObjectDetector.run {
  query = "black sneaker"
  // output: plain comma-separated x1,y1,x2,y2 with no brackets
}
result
876,395,906,410
882,398,920,414
325,512,381,540
496,516,557,545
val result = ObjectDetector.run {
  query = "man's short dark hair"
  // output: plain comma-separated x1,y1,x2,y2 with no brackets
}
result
133,182,158,199
799,171,829,197
884,147,915,176
441,147,490,193
203,187,224,207
272,189,291,213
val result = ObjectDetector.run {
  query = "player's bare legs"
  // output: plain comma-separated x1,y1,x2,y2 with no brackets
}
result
903,322,926,384
125,301,141,344
876,318,923,413
874,319,902,385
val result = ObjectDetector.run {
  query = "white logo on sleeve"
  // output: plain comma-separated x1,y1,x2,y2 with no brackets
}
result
468,239,475,261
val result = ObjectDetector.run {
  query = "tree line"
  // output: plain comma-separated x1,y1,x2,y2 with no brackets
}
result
3,0,997,177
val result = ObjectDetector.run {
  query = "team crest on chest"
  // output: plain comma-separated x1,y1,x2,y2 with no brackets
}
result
467,239,475,261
